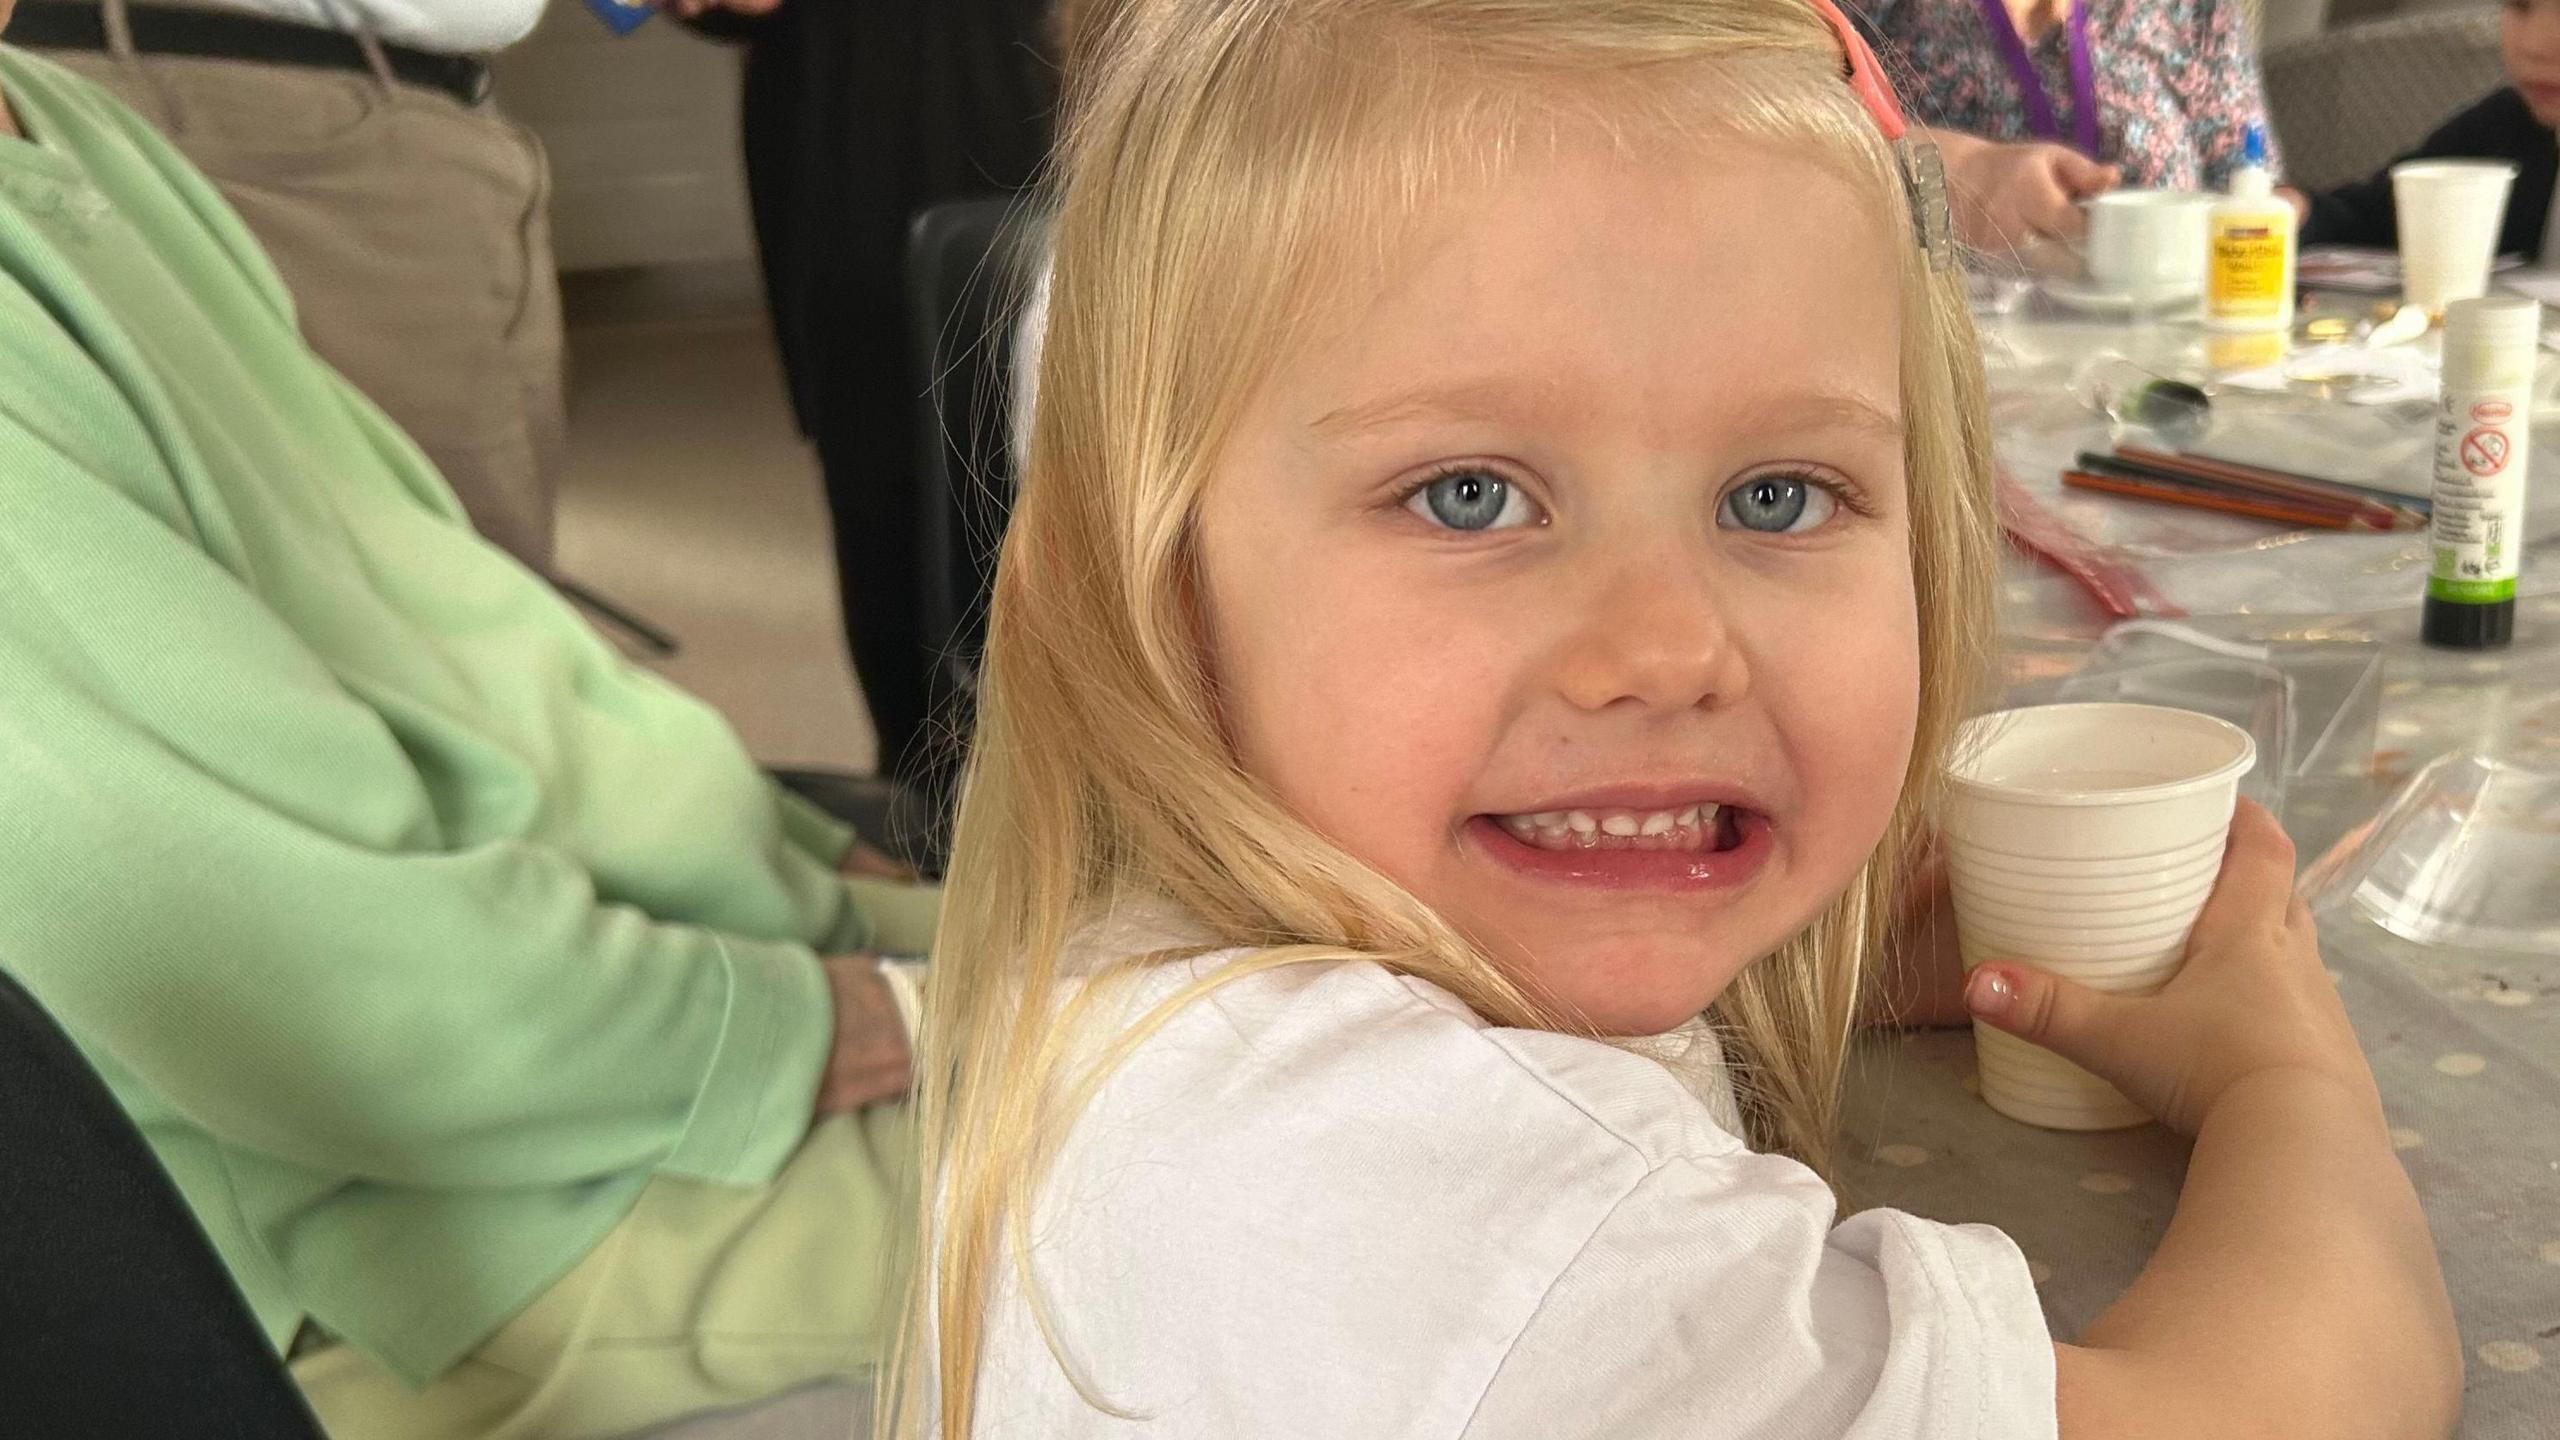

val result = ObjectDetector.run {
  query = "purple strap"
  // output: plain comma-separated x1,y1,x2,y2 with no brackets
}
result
1975,0,2102,157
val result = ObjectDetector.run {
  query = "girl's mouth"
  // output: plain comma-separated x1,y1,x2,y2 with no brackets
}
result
1491,803,1742,853
1466,805,1771,893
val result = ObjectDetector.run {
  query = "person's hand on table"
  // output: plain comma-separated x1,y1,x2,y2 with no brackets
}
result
1928,128,2121,253
817,955,915,1115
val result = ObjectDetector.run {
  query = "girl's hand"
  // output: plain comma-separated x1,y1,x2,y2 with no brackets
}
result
1960,801,2378,1137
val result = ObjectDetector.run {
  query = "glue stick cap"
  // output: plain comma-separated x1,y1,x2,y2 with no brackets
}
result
2443,294,2542,363
2243,123,2267,168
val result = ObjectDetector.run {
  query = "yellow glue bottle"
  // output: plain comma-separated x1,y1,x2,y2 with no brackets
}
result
2205,124,2295,333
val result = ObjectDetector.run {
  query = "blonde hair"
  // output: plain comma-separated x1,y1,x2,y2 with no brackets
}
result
890,1,1998,1432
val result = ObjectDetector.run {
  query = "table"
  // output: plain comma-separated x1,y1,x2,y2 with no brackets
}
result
1839,296,2560,1436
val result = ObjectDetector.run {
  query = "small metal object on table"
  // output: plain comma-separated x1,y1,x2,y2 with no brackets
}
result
1839,297,2560,1435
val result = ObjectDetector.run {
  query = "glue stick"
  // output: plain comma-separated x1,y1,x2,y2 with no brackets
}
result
2424,295,2536,648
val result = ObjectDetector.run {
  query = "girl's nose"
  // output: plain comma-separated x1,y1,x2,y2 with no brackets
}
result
1549,551,1752,714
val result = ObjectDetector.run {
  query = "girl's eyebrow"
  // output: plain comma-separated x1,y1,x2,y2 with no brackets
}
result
1768,390,1907,442
1311,380,1905,443
1309,376,1541,439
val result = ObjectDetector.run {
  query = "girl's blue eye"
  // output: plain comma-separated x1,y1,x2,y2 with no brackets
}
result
1405,469,1537,531
1718,474,1838,534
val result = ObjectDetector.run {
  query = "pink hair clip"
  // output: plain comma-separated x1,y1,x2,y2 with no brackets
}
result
1807,0,1907,140
1806,0,1956,270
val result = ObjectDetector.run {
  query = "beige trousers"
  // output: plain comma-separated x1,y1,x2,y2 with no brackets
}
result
49,45,567,569
290,1105,914,1440
290,879,941,1440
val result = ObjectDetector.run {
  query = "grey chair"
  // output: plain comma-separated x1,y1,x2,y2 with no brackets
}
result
2263,9,2507,193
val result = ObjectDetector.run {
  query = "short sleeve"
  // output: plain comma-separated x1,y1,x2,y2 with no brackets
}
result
1466,1155,2057,1440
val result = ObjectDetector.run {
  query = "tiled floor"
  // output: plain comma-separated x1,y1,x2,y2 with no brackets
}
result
554,266,877,777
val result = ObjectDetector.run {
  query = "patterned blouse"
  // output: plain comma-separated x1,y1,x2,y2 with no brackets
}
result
1860,0,2280,189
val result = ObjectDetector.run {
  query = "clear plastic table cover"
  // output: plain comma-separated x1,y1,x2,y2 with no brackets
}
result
2003,619,2388,821
1977,299,2560,619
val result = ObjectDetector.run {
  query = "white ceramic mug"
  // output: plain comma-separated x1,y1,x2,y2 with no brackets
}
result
2081,190,2214,298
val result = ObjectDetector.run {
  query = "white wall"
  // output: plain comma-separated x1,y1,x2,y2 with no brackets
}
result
489,5,755,272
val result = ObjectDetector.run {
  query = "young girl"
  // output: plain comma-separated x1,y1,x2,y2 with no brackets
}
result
896,1,2462,1435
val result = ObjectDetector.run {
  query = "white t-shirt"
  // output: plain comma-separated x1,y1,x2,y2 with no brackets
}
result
964,931,2059,1438
188,0,547,55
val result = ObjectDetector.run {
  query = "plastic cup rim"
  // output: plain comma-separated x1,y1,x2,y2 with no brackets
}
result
2390,159,2521,183
1946,703,2257,809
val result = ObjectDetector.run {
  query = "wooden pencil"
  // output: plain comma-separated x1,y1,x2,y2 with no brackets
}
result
2117,446,2430,526
2081,450,2423,530
2061,469,2377,529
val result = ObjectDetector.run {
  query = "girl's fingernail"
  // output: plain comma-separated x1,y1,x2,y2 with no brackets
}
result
1965,967,2017,1021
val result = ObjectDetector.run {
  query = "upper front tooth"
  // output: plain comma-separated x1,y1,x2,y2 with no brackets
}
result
1639,811,1675,836
1565,811,1597,834
1676,806,1701,825
1599,814,1638,837
1700,803,1723,826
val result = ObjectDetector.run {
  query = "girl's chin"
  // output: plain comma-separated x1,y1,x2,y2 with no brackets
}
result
1491,936,1760,1036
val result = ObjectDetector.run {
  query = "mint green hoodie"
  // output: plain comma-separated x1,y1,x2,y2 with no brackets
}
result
0,49,862,1384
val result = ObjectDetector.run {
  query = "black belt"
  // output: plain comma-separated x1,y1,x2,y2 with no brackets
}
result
8,2,494,106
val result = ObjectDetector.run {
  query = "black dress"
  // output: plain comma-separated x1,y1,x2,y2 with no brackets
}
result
689,0,1056,783
2303,87,2559,258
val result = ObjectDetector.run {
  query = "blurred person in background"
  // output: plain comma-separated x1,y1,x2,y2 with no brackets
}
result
2291,0,2560,260
8,0,567,568
1859,0,2277,249
684,0,1057,796
0,9,932,1434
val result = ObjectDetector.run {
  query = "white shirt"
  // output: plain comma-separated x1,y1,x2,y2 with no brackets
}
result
187,0,548,55
966,931,2059,1438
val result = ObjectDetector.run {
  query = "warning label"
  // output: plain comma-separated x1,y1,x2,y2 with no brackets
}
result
2460,427,2511,476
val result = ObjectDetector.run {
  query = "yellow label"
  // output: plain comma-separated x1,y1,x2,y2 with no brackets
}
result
2209,228,2286,318
2207,330,2287,373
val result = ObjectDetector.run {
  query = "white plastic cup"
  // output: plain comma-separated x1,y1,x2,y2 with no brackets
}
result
1942,703,2257,1131
2391,160,2518,316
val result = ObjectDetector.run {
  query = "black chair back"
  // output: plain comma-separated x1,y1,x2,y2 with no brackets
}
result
0,967,327,1438
904,197,1046,846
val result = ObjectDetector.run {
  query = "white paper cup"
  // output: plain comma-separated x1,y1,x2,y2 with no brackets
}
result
2081,189,2213,297
1943,703,2256,1131
2392,160,2517,316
